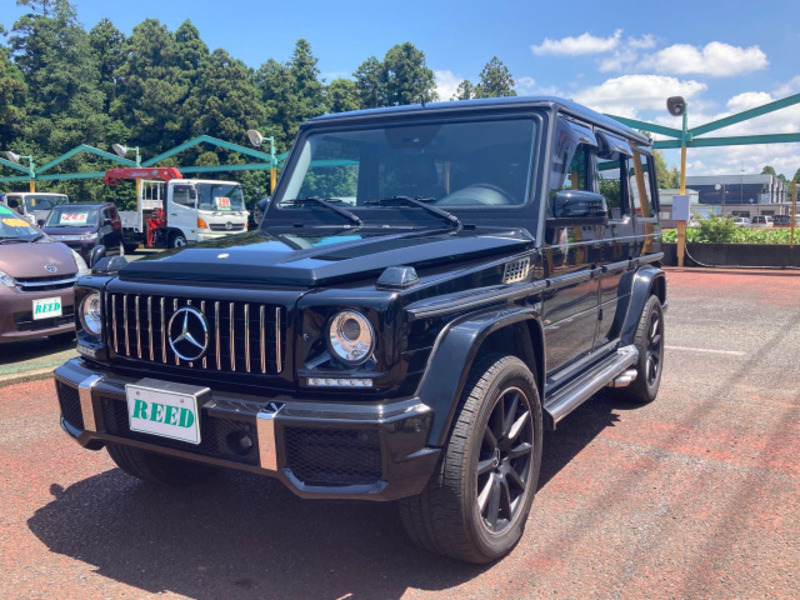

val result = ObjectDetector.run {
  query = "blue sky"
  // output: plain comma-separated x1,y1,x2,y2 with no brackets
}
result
4,0,800,177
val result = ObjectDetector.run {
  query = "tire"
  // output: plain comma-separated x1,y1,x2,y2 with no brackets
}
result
168,231,187,249
106,443,216,487
399,353,543,563
614,295,664,404
123,243,138,255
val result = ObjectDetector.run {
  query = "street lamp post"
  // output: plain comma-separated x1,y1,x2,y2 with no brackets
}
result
246,130,277,193
715,183,726,216
4,151,36,192
111,144,141,166
667,96,689,267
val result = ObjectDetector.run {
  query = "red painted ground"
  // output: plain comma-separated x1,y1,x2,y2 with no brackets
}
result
0,267,798,599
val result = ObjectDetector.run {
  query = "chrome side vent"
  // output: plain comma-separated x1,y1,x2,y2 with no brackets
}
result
503,257,531,284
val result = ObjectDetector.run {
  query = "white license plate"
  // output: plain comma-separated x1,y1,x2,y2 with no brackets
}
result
32,297,63,320
125,383,201,445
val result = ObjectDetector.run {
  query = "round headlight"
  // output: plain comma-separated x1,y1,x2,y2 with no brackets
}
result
79,292,103,336
328,310,375,365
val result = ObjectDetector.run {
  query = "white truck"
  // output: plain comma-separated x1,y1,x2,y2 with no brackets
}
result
104,167,249,250
1,192,70,226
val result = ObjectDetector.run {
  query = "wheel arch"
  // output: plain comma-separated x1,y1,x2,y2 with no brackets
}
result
620,265,666,345
416,306,544,447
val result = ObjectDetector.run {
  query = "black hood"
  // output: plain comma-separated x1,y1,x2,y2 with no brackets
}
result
119,228,533,287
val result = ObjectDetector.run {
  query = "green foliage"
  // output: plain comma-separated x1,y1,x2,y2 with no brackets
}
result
653,149,679,189
325,78,360,114
353,43,437,108
453,80,475,101
692,213,738,243
663,219,800,244
474,57,516,99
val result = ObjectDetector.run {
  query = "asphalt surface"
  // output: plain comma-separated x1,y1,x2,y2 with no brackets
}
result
0,267,798,599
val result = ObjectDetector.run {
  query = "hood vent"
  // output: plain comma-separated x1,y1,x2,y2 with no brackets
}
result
503,257,530,284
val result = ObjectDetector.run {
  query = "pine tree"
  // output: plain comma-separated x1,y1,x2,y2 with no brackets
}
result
475,56,516,98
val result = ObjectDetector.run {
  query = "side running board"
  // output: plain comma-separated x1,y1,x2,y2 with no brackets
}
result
543,345,639,428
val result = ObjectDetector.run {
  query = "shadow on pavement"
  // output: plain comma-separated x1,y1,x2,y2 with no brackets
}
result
538,390,636,490
27,391,638,599
28,465,488,599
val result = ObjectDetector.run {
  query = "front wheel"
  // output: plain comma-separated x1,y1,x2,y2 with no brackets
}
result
168,231,187,249
399,354,543,563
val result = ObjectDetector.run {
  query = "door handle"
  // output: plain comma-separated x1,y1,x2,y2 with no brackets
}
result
170,213,177,216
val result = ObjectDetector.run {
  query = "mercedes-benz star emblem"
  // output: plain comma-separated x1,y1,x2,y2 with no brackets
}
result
168,307,209,362
44,264,58,273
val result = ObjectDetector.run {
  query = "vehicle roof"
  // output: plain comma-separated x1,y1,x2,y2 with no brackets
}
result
5,191,68,197
306,95,651,145
50,202,111,208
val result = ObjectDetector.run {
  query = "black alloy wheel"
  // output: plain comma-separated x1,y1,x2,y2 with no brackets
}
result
477,386,534,533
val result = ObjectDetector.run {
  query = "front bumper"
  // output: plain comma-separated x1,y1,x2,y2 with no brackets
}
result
54,358,440,501
0,287,75,344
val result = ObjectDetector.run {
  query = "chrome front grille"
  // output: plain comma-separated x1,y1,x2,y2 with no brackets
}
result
106,292,285,375
15,274,78,292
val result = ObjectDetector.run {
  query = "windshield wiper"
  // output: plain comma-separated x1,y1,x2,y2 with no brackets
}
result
0,238,27,244
368,196,462,231
28,234,45,243
291,197,362,226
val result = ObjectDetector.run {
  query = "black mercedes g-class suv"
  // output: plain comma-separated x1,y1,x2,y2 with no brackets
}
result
55,96,666,564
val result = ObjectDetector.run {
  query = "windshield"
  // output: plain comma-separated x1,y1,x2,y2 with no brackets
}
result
0,205,41,239
24,194,69,211
277,118,536,212
45,205,99,228
197,183,245,211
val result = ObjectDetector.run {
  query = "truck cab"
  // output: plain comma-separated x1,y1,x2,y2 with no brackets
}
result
118,175,249,249
2,192,70,226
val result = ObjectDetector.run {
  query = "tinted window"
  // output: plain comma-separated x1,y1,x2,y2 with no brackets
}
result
279,119,537,209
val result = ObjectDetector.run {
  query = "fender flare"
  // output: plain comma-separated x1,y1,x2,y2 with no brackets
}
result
620,265,666,345
415,306,544,447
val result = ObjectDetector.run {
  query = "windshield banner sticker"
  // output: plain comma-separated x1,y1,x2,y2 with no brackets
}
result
2,217,31,228
60,212,89,225
214,196,231,208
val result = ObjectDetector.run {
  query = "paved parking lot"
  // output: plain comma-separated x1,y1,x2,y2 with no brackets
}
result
0,267,798,599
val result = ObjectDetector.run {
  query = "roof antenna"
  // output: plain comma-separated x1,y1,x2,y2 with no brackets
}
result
420,95,426,108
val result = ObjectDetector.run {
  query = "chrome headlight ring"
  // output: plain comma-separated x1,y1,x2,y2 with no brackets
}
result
79,292,103,336
327,310,375,366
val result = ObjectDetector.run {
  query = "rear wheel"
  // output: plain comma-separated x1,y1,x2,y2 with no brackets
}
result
614,295,664,404
399,353,542,563
106,443,216,486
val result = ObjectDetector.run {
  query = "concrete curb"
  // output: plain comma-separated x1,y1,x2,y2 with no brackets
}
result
0,366,57,388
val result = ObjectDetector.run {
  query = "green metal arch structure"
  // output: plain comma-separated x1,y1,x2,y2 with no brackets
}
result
607,93,800,150
3,94,800,188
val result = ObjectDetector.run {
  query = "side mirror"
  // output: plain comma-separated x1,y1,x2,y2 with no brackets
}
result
88,244,106,268
551,190,608,222
92,255,128,274
37,219,45,227
103,218,113,227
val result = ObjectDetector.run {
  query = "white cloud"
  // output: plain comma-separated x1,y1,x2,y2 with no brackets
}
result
515,76,537,95
434,70,462,101
572,74,707,117
599,34,658,72
774,76,800,98
531,29,622,56
639,42,768,77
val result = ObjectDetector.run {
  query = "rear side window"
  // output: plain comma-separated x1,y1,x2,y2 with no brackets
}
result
630,151,659,223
